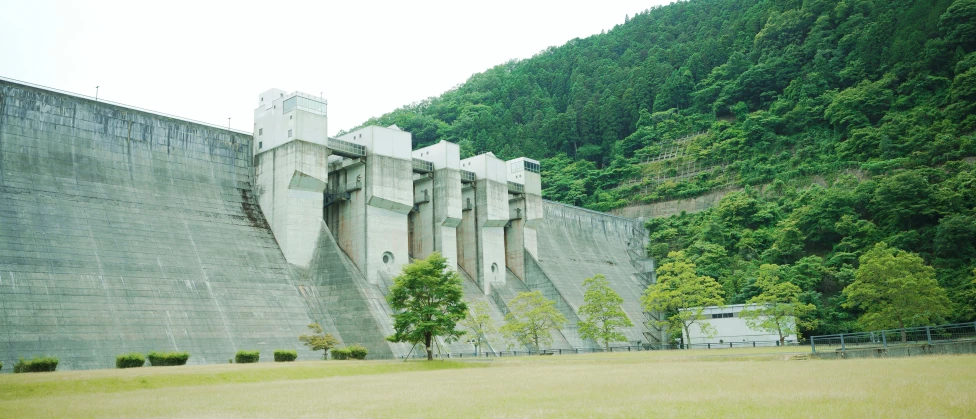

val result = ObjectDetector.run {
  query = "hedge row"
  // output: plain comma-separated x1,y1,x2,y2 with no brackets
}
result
116,353,146,369
331,345,368,360
14,356,59,373
235,350,260,364
274,350,297,362
147,351,190,366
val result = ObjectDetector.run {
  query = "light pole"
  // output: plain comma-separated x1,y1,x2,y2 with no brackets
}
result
228,117,231,129
95,86,99,101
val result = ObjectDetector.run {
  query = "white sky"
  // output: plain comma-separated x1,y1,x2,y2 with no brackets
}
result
0,0,673,135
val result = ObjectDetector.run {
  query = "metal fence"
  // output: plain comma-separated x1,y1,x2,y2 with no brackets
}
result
396,340,798,360
810,322,976,353
399,345,653,360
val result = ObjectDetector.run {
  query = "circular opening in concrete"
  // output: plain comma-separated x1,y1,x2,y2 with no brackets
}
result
382,252,394,266
490,263,498,273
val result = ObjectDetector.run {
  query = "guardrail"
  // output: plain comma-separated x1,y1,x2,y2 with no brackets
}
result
508,181,524,194
412,158,433,173
810,322,976,353
327,137,366,157
0,75,253,135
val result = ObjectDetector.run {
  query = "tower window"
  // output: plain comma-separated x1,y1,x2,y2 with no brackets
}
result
288,129,293,138
258,128,263,136
258,141,263,149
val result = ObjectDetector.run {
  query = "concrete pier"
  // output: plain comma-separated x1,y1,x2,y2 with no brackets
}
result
458,153,509,294
504,157,542,282
325,125,413,284
410,141,462,269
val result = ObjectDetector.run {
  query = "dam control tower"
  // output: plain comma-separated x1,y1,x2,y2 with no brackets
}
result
251,88,549,295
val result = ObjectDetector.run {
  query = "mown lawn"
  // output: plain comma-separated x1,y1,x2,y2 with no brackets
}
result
1,349,973,418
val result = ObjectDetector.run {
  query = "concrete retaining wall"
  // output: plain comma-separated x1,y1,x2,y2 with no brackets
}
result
810,341,976,359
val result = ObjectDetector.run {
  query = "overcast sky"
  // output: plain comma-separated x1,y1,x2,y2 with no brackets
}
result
0,0,673,135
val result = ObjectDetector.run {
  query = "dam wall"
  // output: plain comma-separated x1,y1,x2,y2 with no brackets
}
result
0,80,360,369
0,80,658,367
531,201,660,347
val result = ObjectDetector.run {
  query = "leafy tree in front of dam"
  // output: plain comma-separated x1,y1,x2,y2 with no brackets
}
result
299,323,341,360
386,252,468,361
642,252,725,348
350,0,976,335
500,291,567,351
459,300,497,356
578,274,634,351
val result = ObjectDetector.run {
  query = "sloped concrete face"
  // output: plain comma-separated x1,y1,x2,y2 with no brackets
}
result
528,201,657,347
0,81,335,369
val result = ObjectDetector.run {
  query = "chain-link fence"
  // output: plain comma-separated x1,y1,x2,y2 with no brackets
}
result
810,322,976,353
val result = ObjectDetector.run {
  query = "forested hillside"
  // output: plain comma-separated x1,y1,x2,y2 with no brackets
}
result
352,0,976,337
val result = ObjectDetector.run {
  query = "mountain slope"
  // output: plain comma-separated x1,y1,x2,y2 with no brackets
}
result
351,0,976,336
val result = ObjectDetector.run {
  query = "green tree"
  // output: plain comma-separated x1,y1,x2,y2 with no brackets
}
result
459,300,496,356
843,243,953,342
386,252,468,360
741,264,816,345
578,275,634,350
298,323,341,359
500,291,567,351
641,251,725,348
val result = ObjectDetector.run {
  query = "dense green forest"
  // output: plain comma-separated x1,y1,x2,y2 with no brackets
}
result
351,0,976,337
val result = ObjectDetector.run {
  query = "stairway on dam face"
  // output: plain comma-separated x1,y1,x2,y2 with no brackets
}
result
0,81,341,369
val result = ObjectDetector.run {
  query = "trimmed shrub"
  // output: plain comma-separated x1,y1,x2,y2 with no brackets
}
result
13,356,59,373
348,345,368,360
147,351,190,366
330,347,351,360
0,360,3,371
235,350,260,364
115,353,145,369
331,345,368,360
273,350,298,362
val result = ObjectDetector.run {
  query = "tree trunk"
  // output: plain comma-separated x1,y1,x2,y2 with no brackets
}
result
683,324,691,349
899,319,907,343
426,333,433,361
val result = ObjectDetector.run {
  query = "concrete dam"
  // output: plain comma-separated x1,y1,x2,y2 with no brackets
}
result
0,79,661,370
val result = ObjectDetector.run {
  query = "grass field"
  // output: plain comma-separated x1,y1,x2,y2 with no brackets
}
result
1,348,973,418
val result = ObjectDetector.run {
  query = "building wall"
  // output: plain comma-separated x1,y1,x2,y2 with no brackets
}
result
253,90,328,154
682,305,796,346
